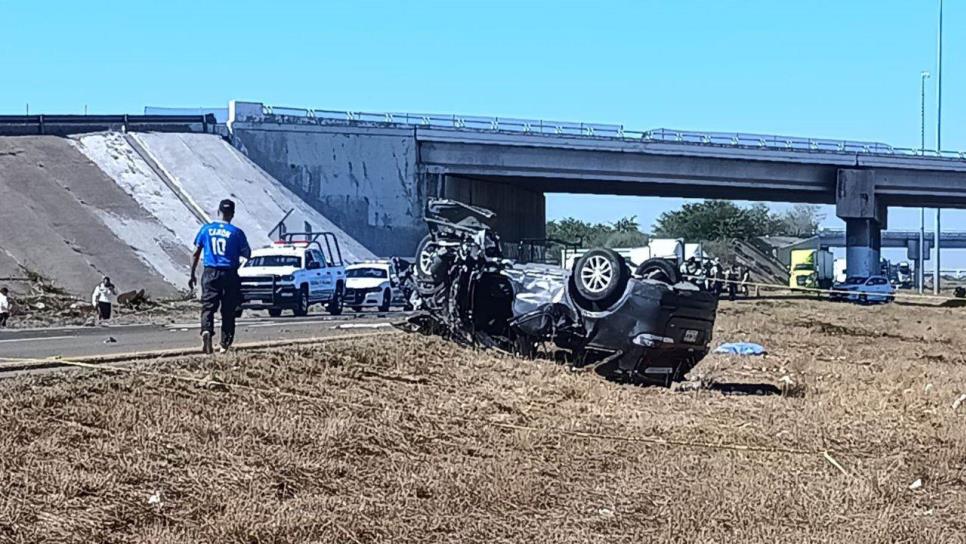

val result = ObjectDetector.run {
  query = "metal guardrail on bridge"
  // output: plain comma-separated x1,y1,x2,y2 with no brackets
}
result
259,105,966,162
0,114,217,136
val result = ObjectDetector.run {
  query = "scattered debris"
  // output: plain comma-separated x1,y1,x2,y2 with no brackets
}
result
953,393,966,411
909,479,923,491
714,342,766,356
117,289,149,308
103,337,117,344
194,373,229,392
147,491,163,508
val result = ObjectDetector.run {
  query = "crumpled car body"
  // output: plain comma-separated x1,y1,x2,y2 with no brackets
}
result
405,199,719,386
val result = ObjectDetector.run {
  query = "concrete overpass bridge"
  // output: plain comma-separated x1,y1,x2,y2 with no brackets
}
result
226,101,966,278
776,230,966,269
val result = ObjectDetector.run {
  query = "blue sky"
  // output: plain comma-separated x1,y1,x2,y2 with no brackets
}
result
2,0,964,266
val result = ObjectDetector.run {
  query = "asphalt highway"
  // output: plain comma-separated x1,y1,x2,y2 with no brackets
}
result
0,312,404,363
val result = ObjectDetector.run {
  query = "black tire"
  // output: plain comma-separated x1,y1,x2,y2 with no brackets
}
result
569,248,631,312
293,286,309,317
268,308,282,318
234,308,244,319
326,283,344,315
414,235,438,283
378,289,391,312
634,258,680,284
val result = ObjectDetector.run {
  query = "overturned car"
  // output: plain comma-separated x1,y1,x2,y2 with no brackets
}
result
403,199,719,386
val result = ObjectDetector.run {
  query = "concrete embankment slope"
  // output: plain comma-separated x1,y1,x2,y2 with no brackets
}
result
0,132,374,298
0,136,185,297
129,132,375,261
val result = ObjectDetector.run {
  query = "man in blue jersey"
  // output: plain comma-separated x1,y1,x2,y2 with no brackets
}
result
189,199,251,354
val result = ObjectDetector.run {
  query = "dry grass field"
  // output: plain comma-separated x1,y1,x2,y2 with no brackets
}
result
0,297,964,543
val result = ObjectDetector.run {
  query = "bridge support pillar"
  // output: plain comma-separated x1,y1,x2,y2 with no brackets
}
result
836,169,886,278
845,219,881,278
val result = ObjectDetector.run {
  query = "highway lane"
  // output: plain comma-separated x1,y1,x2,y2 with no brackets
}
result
0,312,405,362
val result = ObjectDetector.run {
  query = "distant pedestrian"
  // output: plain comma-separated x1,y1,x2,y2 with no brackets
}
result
739,267,751,297
0,287,10,328
726,267,739,301
189,199,251,354
91,277,117,324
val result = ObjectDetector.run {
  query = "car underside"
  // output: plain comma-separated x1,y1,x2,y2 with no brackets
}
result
401,199,719,386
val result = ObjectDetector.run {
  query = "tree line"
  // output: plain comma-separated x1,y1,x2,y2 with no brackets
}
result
546,200,824,246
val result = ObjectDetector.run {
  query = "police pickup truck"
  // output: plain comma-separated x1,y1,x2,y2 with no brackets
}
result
238,232,346,317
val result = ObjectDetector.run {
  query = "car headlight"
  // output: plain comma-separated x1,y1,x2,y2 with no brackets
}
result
279,275,294,282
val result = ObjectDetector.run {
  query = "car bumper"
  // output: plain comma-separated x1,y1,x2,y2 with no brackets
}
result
240,284,300,309
345,288,386,307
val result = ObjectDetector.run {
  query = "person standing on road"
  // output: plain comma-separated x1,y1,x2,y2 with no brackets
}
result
0,287,10,328
189,199,251,354
739,267,751,297
91,277,117,325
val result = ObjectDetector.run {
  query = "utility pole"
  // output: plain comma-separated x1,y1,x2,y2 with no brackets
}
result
920,70,930,293
934,0,943,294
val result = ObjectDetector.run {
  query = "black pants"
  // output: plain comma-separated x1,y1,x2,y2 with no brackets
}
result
97,302,112,320
201,267,241,347
0,312,8,327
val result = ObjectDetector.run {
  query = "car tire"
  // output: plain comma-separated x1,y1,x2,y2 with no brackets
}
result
634,258,680,284
379,289,391,313
569,248,630,312
268,309,282,318
326,284,344,315
414,235,438,283
234,308,244,319
293,286,309,317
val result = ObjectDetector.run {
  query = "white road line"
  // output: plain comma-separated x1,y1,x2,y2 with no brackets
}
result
0,335,76,344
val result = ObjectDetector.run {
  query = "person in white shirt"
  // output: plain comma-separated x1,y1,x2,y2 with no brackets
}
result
91,277,117,323
0,287,10,328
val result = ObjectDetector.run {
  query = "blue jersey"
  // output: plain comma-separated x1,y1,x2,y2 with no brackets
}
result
194,221,251,269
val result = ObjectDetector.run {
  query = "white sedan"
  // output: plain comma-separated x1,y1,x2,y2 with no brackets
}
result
830,275,896,304
345,262,400,312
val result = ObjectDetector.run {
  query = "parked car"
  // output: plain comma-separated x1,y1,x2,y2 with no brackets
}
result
345,260,411,312
404,199,719,386
238,232,346,317
830,275,895,304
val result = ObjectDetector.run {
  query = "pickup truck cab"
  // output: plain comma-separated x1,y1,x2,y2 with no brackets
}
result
238,232,346,317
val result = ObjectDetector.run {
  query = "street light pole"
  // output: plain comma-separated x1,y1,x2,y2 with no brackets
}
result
934,0,943,294
920,70,930,293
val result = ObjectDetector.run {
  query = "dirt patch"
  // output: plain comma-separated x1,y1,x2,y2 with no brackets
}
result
0,299,964,542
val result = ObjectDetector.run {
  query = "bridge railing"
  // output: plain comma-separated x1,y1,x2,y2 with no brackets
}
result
259,105,966,161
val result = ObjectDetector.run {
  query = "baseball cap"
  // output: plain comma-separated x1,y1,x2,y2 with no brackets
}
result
218,199,235,215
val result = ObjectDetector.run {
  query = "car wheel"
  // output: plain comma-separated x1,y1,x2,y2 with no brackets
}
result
268,308,282,318
379,289,391,312
326,284,344,315
569,248,630,311
414,235,438,283
634,258,680,284
293,287,309,316
859,293,868,304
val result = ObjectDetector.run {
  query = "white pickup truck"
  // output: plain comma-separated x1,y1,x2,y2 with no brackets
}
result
238,232,346,317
